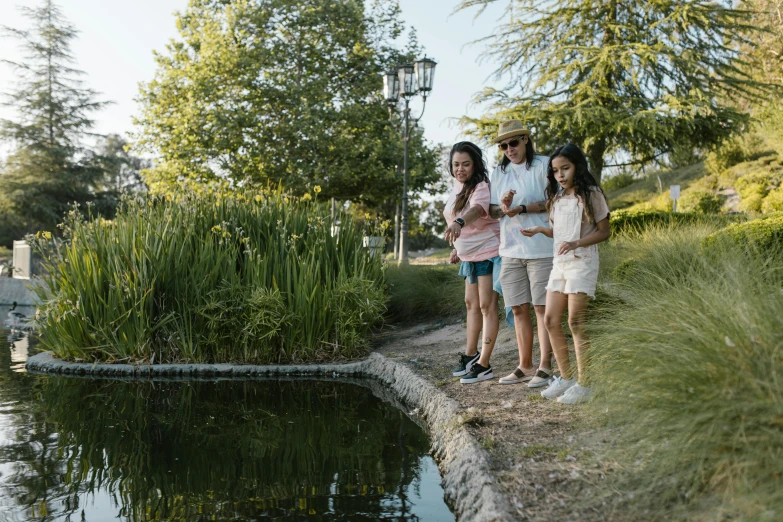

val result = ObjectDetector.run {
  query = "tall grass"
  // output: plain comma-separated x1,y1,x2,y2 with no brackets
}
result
385,264,465,324
590,223,783,519
29,187,385,364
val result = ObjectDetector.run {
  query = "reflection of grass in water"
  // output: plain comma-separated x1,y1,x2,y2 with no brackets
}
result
590,224,783,519
36,378,432,520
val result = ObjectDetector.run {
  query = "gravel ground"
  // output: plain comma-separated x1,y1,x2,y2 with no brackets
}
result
373,320,626,522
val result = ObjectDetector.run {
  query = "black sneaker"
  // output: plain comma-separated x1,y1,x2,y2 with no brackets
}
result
452,352,481,377
460,363,494,384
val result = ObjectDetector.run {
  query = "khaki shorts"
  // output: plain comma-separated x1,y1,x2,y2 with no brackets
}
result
499,257,554,307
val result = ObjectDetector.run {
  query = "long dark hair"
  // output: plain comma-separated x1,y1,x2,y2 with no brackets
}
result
545,144,605,223
449,141,489,213
500,134,537,171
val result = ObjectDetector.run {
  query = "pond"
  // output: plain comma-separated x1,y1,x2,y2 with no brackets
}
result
0,307,454,521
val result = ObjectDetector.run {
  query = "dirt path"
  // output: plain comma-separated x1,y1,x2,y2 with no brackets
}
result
373,320,618,522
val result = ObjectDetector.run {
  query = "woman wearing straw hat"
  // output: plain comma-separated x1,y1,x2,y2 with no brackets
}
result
488,120,555,388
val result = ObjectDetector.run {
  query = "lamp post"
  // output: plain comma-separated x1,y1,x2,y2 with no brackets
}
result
383,57,436,264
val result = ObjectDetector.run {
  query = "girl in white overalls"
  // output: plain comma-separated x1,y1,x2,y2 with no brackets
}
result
521,144,611,404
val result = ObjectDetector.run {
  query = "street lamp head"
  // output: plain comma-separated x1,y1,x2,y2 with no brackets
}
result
383,70,400,104
397,63,417,97
414,57,436,95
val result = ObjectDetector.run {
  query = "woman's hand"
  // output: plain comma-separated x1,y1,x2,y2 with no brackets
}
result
558,241,579,255
500,189,516,213
445,222,462,245
520,226,542,237
449,249,460,264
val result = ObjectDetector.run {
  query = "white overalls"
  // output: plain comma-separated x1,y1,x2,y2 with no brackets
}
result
546,196,600,298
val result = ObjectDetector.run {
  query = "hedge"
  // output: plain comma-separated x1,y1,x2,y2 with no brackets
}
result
702,213,783,253
610,209,746,236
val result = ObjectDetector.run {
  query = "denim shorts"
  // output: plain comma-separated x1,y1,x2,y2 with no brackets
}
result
458,258,494,283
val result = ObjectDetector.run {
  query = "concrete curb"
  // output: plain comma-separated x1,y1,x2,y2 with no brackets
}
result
26,351,514,522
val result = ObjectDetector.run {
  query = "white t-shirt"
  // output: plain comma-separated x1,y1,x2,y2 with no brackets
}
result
489,155,554,259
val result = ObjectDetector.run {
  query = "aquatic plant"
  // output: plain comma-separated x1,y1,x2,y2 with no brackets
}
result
29,187,386,363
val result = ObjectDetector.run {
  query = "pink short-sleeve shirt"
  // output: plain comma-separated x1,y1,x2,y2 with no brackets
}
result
443,181,501,261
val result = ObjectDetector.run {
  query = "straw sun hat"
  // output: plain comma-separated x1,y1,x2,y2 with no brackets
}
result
493,119,531,143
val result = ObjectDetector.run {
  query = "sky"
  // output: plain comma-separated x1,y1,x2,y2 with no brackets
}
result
0,0,507,156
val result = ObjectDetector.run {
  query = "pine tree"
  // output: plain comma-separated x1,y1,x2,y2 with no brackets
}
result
132,0,440,210
743,0,783,151
458,0,783,180
0,0,109,241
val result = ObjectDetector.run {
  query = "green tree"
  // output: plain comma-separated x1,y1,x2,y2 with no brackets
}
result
0,0,109,242
457,0,782,181
743,0,783,152
133,0,440,210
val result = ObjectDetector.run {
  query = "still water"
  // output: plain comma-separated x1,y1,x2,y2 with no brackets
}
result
0,309,454,521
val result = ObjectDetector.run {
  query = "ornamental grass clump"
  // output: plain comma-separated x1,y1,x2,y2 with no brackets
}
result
591,223,783,519
29,187,386,364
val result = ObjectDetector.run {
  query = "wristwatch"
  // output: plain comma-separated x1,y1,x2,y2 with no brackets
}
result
454,217,466,228
518,204,528,214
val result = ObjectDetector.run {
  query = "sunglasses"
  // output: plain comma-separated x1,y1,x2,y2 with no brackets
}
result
498,138,523,150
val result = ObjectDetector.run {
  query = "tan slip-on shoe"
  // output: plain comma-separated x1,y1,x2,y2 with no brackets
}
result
498,367,535,384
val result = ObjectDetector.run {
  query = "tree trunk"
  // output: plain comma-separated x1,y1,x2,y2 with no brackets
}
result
587,138,606,183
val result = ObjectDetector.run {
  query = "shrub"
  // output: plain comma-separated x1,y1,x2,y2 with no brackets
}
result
591,228,783,519
762,186,783,213
678,187,723,214
601,171,636,192
29,187,386,364
702,214,783,254
609,209,744,236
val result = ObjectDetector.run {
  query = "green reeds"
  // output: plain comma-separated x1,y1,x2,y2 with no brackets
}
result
29,187,385,363
590,223,783,519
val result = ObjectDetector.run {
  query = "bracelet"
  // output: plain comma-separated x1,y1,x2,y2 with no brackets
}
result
519,204,527,214
454,217,466,228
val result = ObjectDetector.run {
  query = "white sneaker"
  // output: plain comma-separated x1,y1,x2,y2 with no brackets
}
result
557,383,593,404
527,368,554,388
541,376,576,400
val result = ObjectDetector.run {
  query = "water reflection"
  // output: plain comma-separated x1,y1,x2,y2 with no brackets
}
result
0,328,454,521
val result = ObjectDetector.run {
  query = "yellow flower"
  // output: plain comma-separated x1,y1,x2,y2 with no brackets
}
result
364,213,371,220
302,193,312,201
255,195,262,202
381,220,390,230
284,197,289,204
291,234,301,240
42,231,52,240
211,225,222,233
313,185,322,194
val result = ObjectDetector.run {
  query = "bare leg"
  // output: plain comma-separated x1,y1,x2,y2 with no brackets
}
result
511,304,534,371
567,293,591,383
544,291,572,379
464,280,481,356
477,274,499,367
533,304,552,370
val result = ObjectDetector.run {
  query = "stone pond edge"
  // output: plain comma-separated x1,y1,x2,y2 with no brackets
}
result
26,351,514,522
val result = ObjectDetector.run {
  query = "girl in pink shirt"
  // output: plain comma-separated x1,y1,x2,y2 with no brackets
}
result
443,142,502,384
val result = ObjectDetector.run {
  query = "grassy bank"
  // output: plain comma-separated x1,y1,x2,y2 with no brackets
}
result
589,220,783,519
385,264,464,324
30,188,385,364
